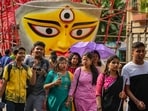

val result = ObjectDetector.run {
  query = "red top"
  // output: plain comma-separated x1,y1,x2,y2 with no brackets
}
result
68,67,77,74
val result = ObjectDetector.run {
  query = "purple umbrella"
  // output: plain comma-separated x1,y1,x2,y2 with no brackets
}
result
70,41,115,59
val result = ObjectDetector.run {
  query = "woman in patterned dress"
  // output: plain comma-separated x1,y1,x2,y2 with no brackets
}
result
44,56,73,111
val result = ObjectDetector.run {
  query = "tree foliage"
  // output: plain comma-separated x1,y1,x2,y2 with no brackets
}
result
96,0,126,42
140,0,148,13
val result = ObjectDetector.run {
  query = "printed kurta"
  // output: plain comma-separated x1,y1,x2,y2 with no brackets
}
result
44,70,71,111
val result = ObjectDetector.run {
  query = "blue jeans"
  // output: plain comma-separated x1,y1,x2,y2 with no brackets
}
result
24,94,45,111
6,100,25,111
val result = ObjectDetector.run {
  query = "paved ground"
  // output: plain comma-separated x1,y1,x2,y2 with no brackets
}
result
2,100,129,111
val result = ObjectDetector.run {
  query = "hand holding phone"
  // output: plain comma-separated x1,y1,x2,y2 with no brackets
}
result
54,77,62,86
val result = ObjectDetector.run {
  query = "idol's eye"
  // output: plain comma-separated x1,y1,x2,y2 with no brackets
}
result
60,8,74,22
70,27,95,39
28,23,59,37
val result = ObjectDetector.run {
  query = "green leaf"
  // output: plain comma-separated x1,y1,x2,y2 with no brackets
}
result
140,0,148,13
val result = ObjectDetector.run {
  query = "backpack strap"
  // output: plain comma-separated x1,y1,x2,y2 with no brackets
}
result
7,64,28,81
22,64,28,71
0,64,12,80
7,64,12,81
73,67,81,95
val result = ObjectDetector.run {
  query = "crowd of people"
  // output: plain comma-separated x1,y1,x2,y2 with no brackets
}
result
0,41,148,111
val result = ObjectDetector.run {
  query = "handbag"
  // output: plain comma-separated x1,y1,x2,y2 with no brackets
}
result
72,68,81,111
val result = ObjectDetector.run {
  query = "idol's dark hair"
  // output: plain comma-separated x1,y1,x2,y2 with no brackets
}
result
82,52,98,85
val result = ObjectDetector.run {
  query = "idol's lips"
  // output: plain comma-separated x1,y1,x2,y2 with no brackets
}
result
49,49,67,56
56,51,67,56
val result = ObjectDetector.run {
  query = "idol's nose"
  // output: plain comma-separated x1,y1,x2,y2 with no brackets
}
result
57,34,71,51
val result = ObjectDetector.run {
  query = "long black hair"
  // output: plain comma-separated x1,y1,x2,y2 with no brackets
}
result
103,55,120,76
91,50,102,66
68,52,81,67
82,52,99,85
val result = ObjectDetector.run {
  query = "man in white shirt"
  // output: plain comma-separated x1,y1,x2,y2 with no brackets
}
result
121,41,148,111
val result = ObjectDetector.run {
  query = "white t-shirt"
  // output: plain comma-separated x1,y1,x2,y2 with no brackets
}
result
121,61,148,85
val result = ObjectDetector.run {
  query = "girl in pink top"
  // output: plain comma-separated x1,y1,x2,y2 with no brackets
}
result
96,55,126,111
66,52,99,111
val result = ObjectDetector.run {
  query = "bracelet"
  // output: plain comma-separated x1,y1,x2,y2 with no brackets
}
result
69,97,73,101
66,100,71,103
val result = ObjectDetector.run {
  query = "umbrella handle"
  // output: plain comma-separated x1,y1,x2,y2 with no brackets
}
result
117,78,127,111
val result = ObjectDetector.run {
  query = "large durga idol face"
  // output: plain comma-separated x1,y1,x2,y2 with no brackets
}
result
16,0,101,55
